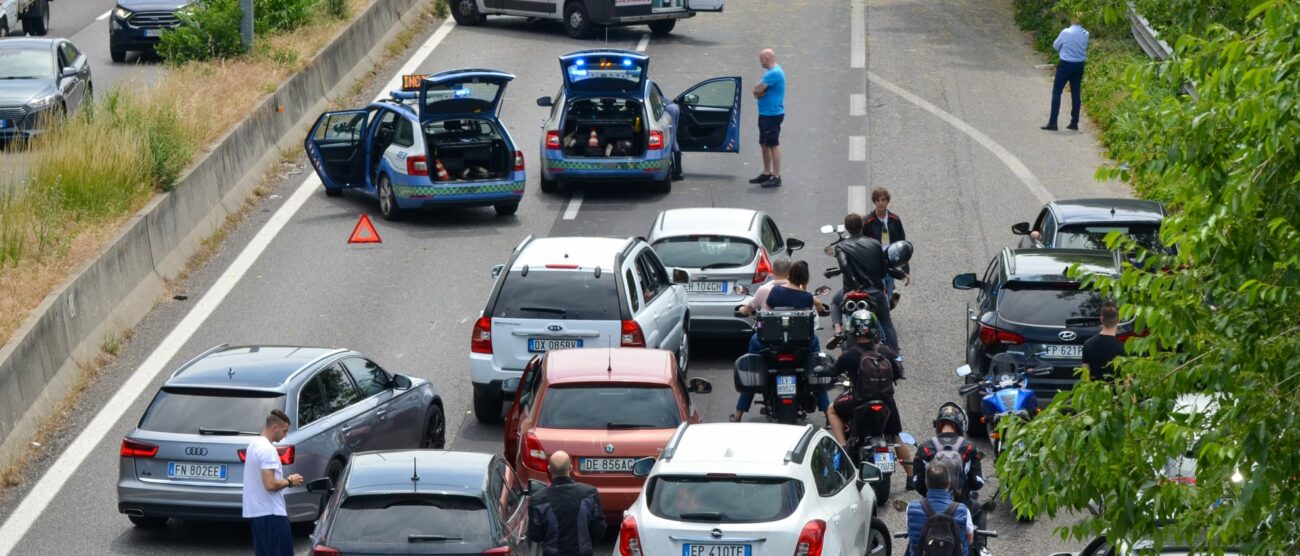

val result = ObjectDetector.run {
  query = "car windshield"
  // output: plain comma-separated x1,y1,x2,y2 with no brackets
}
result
138,388,285,434
0,48,54,80
997,284,1103,327
538,386,680,430
1056,223,1164,252
329,493,493,545
648,476,803,523
491,270,621,321
652,236,757,270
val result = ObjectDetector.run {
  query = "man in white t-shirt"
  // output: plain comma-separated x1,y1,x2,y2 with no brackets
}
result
242,409,302,556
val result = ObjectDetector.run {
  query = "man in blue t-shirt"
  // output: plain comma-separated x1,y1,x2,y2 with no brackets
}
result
749,48,785,188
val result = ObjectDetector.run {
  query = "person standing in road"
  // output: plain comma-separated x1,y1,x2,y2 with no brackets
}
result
1082,300,1124,380
243,409,302,556
528,451,606,556
665,98,685,181
749,48,785,188
1042,12,1089,131
863,187,910,308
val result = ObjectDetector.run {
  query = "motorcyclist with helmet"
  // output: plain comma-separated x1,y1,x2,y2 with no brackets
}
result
826,310,914,478
829,213,907,351
908,402,988,550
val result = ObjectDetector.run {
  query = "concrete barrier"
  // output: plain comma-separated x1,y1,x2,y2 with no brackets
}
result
0,0,430,468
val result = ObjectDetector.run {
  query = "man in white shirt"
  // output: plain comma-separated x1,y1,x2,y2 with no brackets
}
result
1043,12,1090,131
243,409,302,556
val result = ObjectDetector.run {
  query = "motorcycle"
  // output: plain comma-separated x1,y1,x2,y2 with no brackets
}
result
732,299,835,425
896,528,997,556
818,224,912,351
956,351,1053,461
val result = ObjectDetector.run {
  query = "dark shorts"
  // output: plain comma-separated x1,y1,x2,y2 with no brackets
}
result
833,393,902,436
250,515,294,556
758,114,784,146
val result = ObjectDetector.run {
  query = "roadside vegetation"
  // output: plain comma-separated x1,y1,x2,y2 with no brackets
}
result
1005,0,1300,551
0,0,372,347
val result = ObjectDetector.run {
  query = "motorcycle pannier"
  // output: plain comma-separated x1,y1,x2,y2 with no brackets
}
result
733,353,767,394
756,310,815,344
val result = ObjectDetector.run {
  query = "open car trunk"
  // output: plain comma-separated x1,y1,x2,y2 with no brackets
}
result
561,98,646,158
424,118,512,182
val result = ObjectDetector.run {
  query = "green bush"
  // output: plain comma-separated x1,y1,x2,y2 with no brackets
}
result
256,0,316,32
324,0,348,20
158,0,247,63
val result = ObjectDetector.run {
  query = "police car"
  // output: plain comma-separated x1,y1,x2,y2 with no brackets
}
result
304,69,526,220
536,49,741,194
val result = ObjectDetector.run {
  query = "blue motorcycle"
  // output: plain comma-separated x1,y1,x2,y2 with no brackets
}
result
955,352,1053,461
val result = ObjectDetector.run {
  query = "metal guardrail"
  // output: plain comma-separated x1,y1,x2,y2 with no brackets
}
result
1126,2,1199,99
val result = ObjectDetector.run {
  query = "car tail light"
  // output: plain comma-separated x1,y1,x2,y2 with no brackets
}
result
647,130,664,150
471,317,493,354
1117,329,1148,343
407,155,429,176
120,439,158,458
868,403,884,412
312,547,341,556
546,264,579,269
522,432,547,472
977,324,1024,346
753,249,773,284
794,519,826,556
237,446,295,465
620,320,646,348
546,131,561,150
876,445,891,453
514,150,525,171
618,515,643,556
1169,476,1197,485
482,547,511,555
776,353,797,363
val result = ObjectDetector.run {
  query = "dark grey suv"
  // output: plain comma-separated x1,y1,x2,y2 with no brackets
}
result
108,0,189,62
117,345,444,527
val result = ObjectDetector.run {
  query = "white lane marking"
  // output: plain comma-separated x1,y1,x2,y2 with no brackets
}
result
851,93,866,116
849,186,868,214
851,0,865,68
96,9,112,20
0,18,458,554
562,190,584,220
867,71,1052,204
849,136,866,162
635,33,650,52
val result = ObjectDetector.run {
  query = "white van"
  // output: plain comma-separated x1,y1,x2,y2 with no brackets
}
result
448,0,724,39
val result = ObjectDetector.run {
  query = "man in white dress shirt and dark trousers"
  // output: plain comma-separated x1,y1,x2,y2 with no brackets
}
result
243,409,303,556
1043,12,1089,131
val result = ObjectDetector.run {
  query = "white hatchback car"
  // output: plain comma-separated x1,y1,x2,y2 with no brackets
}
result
616,423,891,556
469,236,691,423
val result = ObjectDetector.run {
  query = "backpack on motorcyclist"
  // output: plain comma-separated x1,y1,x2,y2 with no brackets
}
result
916,499,962,556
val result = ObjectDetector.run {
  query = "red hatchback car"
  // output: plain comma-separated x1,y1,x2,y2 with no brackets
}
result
503,348,711,522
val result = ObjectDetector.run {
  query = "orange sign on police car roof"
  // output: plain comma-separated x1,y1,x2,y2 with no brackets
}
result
401,74,429,91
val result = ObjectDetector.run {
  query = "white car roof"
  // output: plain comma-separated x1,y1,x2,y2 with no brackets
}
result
658,423,815,473
512,237,632,271
653,208,761,238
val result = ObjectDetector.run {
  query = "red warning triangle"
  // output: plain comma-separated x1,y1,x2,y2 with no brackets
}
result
348,214,382,244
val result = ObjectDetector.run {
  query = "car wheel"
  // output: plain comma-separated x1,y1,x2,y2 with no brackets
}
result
22,0,49,36
651,173,672,194
0,18,9,37
450,0,486,25
473,389,503,424
493,201,519,216
128,515,167,528
868,518,891,556
377,175,402,221
647,19,675,35
421,404,446,449
540,177,559,194
563,1,593,39
110,45,127,63
675,331,689,374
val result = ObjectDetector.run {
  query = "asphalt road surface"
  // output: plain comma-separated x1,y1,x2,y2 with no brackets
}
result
0,0,1129,553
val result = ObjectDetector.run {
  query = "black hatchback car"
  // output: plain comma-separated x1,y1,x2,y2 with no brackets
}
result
1012,198,1168,252
308,450,540,555
952,248,1131,435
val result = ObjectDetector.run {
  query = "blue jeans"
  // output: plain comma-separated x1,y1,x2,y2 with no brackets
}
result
1049,60,1085,126
250,515,293,556
737,335,830,412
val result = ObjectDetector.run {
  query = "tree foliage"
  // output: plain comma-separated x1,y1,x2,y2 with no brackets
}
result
1000,1,1300,552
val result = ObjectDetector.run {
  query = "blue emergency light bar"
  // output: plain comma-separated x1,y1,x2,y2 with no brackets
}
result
390,90,418,101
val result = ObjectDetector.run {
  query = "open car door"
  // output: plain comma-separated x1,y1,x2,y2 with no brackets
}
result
686,0,725,11
419,68,515,119
305,109,370,188
674,77,741,153
559,49,649,97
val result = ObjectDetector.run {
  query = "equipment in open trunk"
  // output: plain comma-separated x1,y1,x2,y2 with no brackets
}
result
560,98,646,158
425,118,511,181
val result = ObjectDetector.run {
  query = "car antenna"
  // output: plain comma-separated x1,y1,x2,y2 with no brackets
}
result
607,333,614,373
1111,206,1116,216
411,457,420,490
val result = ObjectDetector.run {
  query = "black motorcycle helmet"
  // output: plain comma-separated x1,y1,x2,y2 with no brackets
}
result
933,402,968,435
885,240,914,268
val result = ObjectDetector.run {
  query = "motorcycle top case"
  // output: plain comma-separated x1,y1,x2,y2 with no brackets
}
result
756,310,816,344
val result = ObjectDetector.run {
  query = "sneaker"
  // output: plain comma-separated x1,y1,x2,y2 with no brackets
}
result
890,292,900,309
748,173,772,184
761,176,783,188
671,173,685,181
1040,124,1059,131
728,414,740,422
1066,123,1079,130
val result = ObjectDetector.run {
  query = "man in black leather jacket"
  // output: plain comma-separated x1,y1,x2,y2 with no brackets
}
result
830,213,902,351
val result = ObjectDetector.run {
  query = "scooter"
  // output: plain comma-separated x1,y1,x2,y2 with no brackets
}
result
732,302,835,425
895,528,997,556
956,351,1054,461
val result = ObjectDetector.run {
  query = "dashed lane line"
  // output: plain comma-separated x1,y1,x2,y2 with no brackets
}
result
849,136,866,162
851,93,866,116
562,190,584,220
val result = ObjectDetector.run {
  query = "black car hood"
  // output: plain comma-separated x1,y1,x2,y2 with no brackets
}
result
117,0,189,11
0,80,55,107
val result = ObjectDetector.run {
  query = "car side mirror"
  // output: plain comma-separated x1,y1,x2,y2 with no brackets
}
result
819,224,835,234
527,479,548,494
61,67,78,79
491,264,505,279
391,374,412,390
1011,222,1031,236
536,96,553,107
631,457,656,477
306,477,333,493
859,462,883,484
672,268,690,284
785,237,805,253
955,364,973,378
952,273,980,290
688,377,712,394
682,93,699,106
501,377,521,395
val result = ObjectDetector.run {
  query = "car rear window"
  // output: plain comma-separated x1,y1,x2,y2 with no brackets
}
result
491,270,621,321
648,476,803,523
652,236,757,270
139,388,285,435
538,386,680,430
329,493,494,545
997,284,1102,327
1056,223,1164,252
